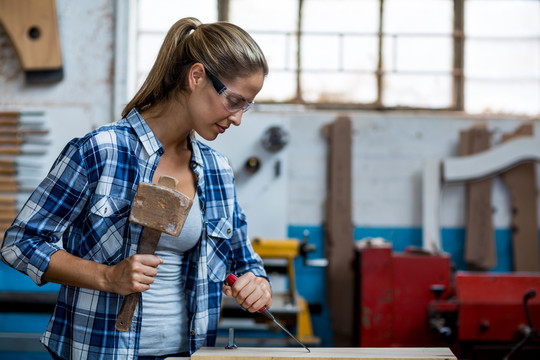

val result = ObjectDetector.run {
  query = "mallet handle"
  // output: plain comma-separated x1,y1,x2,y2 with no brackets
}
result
115,228,161,331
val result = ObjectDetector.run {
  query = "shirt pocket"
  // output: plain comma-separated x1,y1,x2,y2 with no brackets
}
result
206,217,233,283
85,194,132,263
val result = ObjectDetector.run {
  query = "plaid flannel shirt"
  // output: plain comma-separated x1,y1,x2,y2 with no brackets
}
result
0,109,267,359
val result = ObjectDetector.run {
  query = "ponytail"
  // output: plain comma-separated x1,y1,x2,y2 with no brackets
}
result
122,17,268,118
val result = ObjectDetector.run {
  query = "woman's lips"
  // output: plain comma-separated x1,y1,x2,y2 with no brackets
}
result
216,124,227,134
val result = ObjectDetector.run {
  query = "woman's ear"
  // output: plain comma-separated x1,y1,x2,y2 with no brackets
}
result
188,63,205,91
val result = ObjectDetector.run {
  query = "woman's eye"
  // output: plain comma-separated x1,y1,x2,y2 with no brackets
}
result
226,96,241,108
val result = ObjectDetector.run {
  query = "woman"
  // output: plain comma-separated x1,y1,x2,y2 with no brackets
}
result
0,17,271,359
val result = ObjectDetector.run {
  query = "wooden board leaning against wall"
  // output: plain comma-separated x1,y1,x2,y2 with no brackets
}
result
459,121,539,272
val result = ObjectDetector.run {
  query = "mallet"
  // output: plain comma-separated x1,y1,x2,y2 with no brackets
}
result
115,175,193,332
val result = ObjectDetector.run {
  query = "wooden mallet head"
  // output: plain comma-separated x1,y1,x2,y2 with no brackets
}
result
129,175,192,237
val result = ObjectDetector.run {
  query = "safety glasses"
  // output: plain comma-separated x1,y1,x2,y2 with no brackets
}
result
204,68,254,113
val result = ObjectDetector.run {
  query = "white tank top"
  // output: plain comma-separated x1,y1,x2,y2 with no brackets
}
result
139,193,202,355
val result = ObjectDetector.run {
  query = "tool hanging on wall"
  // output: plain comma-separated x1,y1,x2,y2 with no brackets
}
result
0,0,63,83
0,111,49,246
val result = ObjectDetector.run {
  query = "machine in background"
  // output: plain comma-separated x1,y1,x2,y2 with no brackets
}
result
356,243,540,360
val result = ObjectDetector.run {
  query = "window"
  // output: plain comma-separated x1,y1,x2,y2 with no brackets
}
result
122,0,540,116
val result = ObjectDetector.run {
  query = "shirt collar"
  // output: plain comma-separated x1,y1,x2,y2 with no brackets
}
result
189,133,204,168
125,108,164,156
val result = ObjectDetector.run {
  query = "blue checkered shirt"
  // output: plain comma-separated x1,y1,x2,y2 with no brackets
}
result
0,109,267,359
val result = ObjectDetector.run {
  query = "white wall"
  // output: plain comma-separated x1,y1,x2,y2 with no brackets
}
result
217,110,540,240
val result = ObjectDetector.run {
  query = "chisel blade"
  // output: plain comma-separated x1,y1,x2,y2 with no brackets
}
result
260,308,311,352
225,273,311,352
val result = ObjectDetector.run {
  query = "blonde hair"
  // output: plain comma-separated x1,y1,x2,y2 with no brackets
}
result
122,17,268,118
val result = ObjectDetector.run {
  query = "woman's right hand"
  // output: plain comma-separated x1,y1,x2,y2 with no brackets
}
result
105,254,163,295
42,250,163,296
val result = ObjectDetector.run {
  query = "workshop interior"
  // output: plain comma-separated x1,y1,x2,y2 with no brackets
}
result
0,0,539,359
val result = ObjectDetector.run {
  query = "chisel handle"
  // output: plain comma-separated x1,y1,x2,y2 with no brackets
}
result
225,273,268,313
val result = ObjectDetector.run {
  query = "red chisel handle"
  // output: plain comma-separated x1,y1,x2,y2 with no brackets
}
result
225,273,268,313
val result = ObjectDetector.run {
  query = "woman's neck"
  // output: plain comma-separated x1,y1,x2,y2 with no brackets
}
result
141,100,192,151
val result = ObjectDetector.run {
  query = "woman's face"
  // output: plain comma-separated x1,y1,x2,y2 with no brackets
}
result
189,68,265,141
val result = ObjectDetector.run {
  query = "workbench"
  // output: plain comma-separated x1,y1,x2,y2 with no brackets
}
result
187,347,457,359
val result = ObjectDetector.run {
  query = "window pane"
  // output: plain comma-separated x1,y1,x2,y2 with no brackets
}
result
465,0,540,116
229,0,298,70
133,0,218,97
301,34,379,72
383,0,453,109
302,72,377,104
466,40,540,79
383,74,452,108
301,35,341,71
303,0,380,33
230,0,298,32
138,0,216,31
466,81,540,115
257,71,297,102
252,33,297,71
343,35,379,71
466,0,540,37
384,35,453,73
384,0,453,34
300,0,380,104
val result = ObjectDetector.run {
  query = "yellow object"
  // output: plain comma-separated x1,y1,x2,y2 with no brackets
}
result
251,237,320,345
252,238,300,258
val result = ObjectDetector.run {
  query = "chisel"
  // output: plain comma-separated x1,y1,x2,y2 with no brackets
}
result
225,274,311,352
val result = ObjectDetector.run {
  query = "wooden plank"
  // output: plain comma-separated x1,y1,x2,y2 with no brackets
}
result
500,123,539,271
324,115,354,346
190,347,457,360
459,125,496,270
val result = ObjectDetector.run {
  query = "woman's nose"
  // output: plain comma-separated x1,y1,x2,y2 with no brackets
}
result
228,111,243,126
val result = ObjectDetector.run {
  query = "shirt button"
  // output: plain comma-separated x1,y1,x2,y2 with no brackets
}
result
227,228,231,234
191,163,196,169
191,330,196,336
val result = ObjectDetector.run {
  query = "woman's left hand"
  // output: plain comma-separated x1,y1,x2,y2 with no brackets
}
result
223,272,272,313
